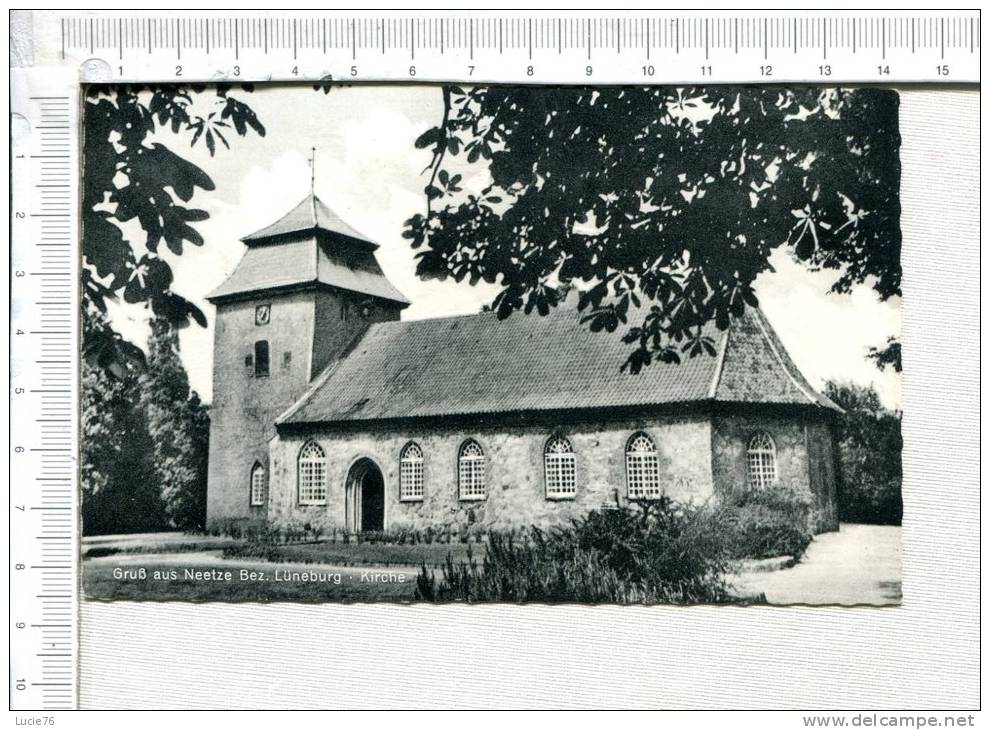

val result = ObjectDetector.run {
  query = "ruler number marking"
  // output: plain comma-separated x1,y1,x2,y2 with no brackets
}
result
12,93,78,709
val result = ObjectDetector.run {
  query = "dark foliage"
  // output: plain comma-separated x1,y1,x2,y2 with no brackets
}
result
140,318,210,530
406,86,901,372
719,483,814,560
415,500,738,604
81,309,166,535
867,336,902,373
83,84,264,373
81,308,210,534
825,380,903,525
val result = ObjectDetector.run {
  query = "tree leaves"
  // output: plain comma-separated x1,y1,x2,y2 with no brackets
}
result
415,126,441,149
83,84,264,375
220,96,266,137
407,86,901,373
83,210,135,288
141,142,215,200
824,379,902,524
138,317,210,530
867,336,902,373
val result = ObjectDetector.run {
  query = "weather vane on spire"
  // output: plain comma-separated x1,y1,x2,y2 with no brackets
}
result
309,146,316,194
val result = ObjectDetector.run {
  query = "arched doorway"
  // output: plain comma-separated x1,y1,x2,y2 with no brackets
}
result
345,458,385,533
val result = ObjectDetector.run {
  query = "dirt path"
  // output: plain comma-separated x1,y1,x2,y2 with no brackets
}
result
733,523,901,606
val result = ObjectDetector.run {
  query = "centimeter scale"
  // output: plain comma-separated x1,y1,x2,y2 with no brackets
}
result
10,67,79,712
8,9,980,712
48,12,981,83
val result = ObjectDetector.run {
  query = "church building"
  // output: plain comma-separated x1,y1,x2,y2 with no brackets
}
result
206,192,842,536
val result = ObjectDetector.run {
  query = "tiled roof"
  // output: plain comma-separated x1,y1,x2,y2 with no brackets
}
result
713,308,839,410
206,236,410,304
207,191,409,305
279,303,840,426
241,193,370,244
207,238,315,301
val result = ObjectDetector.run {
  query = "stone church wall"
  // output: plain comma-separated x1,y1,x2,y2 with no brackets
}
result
710,412,839,532
267,414,715,533
207,291,320,526
206,287,401,528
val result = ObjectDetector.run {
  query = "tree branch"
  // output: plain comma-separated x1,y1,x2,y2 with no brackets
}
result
424,85,453,219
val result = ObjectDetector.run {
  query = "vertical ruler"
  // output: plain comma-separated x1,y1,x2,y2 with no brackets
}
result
10,68,79,711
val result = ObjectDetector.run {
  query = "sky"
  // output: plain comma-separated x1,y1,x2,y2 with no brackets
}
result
105,84,901,409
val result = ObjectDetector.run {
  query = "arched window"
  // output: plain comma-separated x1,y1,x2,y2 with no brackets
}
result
626,432,661,499
399,441,425,501
458,440,486,500
254,340,270,377
297,441,327,505
250,462,266,506
747,432,777,489
544,435,576,498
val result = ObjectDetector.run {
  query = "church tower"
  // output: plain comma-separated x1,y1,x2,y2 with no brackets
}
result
205,191,409,526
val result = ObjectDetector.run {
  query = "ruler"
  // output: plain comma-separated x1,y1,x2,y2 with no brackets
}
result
33,11,982,84
7,9,980,712
10,67,79,712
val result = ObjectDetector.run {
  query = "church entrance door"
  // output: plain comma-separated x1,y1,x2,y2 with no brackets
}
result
345,459,385,533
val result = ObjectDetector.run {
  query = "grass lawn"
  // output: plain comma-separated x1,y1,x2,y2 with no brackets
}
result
225,540,478,567
81,537,480,602
82,537,243,559
83,552,421,602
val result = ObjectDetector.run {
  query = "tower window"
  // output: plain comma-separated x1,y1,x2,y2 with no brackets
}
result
250,462,266,506
282,351,292,369
254,341,270,377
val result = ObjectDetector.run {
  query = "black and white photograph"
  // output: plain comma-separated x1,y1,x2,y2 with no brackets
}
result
79,82,904,606
10,7,984,715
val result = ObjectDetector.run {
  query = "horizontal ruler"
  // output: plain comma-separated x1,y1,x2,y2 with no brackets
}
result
34,11,982,83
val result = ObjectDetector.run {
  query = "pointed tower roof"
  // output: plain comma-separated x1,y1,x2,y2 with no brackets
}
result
207,192,409,306
241,193,372,246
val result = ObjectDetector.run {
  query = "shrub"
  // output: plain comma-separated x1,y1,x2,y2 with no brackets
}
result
720,483,814,560
223,541,282,562
825,380,903,525
209,518,259,540
415,499,737,604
